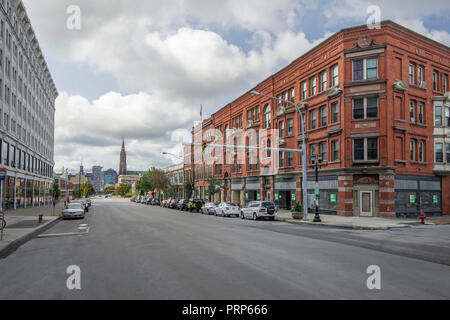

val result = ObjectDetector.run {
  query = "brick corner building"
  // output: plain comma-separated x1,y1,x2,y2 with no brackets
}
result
185,20,450,218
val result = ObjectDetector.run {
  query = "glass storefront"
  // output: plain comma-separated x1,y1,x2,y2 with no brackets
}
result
26,179,33,206
15,178,25,208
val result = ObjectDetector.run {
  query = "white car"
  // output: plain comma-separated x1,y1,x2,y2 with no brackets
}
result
241,201,277,221
201,202,217,215
215,202,240,217
62,203,85,219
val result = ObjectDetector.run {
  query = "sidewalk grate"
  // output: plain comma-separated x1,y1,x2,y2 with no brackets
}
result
5,220,50,229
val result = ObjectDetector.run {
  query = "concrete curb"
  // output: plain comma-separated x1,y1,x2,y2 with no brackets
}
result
0,216,61,260
276,217,412,230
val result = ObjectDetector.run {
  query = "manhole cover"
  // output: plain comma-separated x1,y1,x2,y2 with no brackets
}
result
5,220,49,229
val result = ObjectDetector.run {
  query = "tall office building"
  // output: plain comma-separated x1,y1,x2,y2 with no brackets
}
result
92,165,103,191
0,1,57,210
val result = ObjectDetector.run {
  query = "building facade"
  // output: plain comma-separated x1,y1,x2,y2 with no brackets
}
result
185,21,449,217
103,168,118,186
163,163,184,199
92,165,103,192
0,1,57,211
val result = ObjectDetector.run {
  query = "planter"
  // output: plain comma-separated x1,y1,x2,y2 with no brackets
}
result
291,211,304,220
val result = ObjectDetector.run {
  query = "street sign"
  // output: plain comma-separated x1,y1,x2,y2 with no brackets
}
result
0,168,6,181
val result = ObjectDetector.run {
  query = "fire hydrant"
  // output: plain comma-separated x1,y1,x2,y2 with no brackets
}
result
420,212,426,224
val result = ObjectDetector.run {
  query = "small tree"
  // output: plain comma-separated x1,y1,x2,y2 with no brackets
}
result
117,183,132,197
184,181,193,199
207,177,222,202
80,182,95,197
53,179,61,200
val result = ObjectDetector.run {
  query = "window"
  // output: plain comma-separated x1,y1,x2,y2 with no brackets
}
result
301,81,307,100
320,106,327,127
353,138,378,161
310,144,316,164
320,71,327,91
444,74,448,92
287,119,293,136
410,101,415,123
279,152,284,168
353,58,378,81
353,59,364,81
418,141,424,162
353,97,378,119
311,76,317,96
279,121,284,138
418,103,424,124
410,140,416,161
435,106,442,126
433,71,438,91
289,87,295,103
418,66,424,84
287,152,293,167
446,107,450,127
447,144,450,163
263,104,271,128
331,102,339,123
332,140,339,161
310,110,316,129
435,143,443,163
332,65,338,86
409,64,414,84
320,142,327,163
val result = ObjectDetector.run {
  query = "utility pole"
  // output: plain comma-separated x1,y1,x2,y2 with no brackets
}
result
313,154,322,222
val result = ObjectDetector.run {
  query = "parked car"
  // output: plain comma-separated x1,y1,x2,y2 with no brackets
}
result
151,198,160,206
83,198,92,207
62,202,85,219
130,196,136,202
187,199,204,212
215,202,240,217
169,199,178,209
72,199,89,213
201,202,217,215
241,201,277,220
176,199,189,211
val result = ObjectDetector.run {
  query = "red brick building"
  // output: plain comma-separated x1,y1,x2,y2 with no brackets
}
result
184,20,450,218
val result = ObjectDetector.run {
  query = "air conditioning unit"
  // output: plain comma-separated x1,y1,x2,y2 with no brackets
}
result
419,81,426,89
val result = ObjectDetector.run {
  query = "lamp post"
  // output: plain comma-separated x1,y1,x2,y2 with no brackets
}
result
251,91,308,220
312,154,322,223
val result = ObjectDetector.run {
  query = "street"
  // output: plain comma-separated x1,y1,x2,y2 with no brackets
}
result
0,197,449,300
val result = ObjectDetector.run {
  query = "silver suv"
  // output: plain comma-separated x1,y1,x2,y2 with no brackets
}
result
241,201,277,221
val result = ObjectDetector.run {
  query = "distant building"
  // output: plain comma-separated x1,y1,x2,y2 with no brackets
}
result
163,163,184,199
92,166,104,191
104,168,118,185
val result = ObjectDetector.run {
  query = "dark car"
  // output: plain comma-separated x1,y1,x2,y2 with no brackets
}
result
151,198,160,206
187,199,204,212
176,199,189,211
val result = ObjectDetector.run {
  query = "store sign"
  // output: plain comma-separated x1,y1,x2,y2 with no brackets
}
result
275,193,279,200
0,168,6,181
330,194,337,202
433,195,438,203
257,193,261,200
292,194,296,201
240,194,243,200
245,193,248,199
410,194,415,203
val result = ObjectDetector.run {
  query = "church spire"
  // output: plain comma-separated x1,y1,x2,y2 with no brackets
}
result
119,137,127,176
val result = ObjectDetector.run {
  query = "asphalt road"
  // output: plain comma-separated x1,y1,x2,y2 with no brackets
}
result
0,197,449,300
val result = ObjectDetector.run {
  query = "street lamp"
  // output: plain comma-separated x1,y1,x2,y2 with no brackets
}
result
251,91,308,220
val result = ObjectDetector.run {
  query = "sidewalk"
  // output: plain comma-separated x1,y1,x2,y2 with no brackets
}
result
275,210,449,230
0,202,63,258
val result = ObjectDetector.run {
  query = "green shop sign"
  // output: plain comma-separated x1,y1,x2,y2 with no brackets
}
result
275,193,279,200
257,193,261,200
330,194,337,203
410,194,415,203
433,195,439,203
292,194,296,201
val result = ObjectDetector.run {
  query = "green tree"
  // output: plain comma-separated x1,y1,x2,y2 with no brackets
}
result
117,183,131,196
53,179,61,200
207,177,222,202
184,180,193,199
80,182,95,197
104,186,115,194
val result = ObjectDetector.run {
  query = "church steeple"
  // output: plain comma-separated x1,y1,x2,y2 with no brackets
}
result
119,137,127,176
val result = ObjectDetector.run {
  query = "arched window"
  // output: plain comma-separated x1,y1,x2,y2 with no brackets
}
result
264,104,271,129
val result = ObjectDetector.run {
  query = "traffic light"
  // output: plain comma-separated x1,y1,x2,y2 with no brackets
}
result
202,139,207,151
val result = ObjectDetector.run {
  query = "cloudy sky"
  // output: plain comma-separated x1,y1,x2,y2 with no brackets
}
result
22,0,450,173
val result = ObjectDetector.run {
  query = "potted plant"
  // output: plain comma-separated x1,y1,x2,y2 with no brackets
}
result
291,202,304,219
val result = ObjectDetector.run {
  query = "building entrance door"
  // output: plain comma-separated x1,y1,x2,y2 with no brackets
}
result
360,191,373,217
